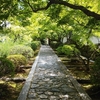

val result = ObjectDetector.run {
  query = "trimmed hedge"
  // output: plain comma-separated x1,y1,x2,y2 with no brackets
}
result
7,55,27,71
62,45,73,56
56,44,80,57
0,57,15,77
56,46,63,55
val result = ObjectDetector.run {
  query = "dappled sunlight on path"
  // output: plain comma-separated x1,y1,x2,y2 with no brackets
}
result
17,45,92,100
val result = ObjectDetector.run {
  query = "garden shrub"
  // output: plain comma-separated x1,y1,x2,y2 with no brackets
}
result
62,45,74,57
31,42,37,51
9,45,34,58
7,55,27,71
30,41,40,51
0,41,14,57
25,41,40,51
56,46,63,55
0,57,15,77
57,44,80,57
90,57,100,86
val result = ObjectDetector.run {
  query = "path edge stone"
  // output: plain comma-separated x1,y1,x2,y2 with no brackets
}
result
51,46,92,100
17,47,41,100
57,58,92,100
69,74,92,100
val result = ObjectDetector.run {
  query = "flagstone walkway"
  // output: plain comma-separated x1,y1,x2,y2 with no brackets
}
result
17,45,92,100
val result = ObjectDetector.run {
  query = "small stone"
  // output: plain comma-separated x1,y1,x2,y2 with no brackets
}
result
38,82,45,85
61,85,68,88
54,92,60,96
31,84,39,88
29,89,35,93
39,89,47,92
28,93,37,98
50,88,60,92
44,78,50,81
45,91,53,95
39,94,48,99
37,92,44,94
59,94,69,98
62,87,76,93
50,96,58,100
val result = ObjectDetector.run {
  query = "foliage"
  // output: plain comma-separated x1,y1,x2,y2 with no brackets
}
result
0,41,14,57
31,33,40,41
7,55,27,71
25,41,41,51
30,41,41,51
90,57,100,86
56,46,63,55
62,44,80,57
62,45,74,57
9,45,34,58
0,57,15,77
1,0,100,20
56,44,80,57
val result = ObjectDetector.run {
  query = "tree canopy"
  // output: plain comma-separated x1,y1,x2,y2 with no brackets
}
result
1,0,100,20
0,0,100,44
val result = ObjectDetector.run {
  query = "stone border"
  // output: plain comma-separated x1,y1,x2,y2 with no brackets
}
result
69,74,92,100
17,48,41,100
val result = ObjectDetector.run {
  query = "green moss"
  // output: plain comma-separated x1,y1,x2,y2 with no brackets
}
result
0,57,15,77
7,55,27,71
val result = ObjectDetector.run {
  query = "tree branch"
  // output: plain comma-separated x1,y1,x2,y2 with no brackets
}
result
52,0,100,20
25,0,100,20
25,0,52,12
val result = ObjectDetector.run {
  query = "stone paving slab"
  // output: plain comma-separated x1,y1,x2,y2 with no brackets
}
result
17,45,92,100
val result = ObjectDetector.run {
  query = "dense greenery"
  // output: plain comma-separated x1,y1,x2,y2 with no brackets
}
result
9,45,34,58
0,57,15,77
28,41,41,51
7,55,27,72
56,44,80,57
90,57,100,86
1,1,100,96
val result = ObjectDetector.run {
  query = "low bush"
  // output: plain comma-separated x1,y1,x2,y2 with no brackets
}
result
56,46,63,55
30,41,40,51
62,45,74,57
7,55,27,71
56,44,80,57
0,41,14,57
90,57,100,86
9,45,34,58
0,57,15,77
31,42,37,51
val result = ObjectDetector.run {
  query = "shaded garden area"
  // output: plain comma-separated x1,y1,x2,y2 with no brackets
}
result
0,41,40,100
1,0,100,100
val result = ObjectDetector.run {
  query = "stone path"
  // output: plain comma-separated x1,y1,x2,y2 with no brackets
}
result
17,45,92,100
